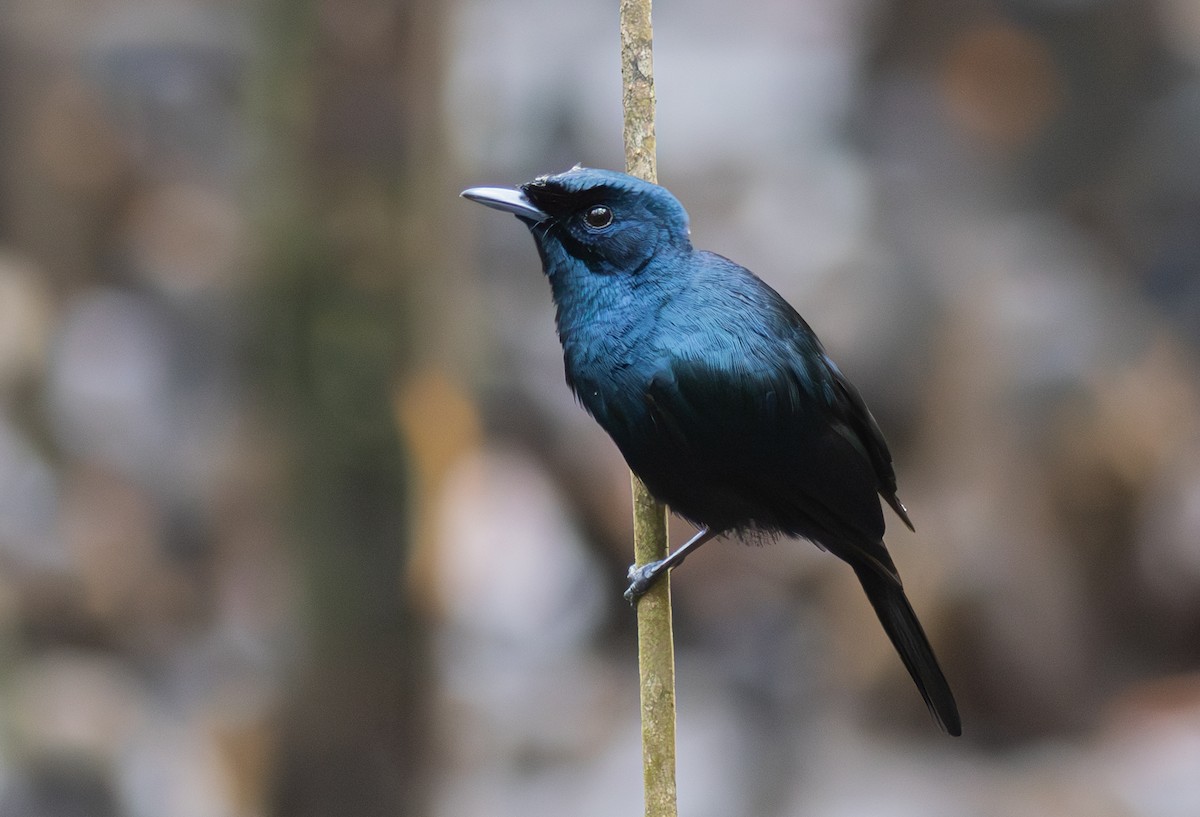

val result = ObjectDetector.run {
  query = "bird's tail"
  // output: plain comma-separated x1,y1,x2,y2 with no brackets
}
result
852,563,962,736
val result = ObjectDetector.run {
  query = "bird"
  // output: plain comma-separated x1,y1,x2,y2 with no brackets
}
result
461,166,961,736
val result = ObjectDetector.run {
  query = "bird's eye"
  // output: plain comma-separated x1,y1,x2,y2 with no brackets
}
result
583,205,614,230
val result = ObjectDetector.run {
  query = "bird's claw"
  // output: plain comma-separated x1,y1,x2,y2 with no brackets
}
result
624,560,666,604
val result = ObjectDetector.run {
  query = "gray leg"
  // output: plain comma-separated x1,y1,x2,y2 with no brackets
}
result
624,526,720,603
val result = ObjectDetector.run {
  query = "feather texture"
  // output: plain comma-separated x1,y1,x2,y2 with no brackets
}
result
464,167,960,736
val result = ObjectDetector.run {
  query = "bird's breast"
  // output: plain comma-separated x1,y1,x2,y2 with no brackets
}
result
562,327,660,436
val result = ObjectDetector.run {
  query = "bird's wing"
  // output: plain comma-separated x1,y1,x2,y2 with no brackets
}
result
640,348,899,580
823,356,915,531
688,252,913,530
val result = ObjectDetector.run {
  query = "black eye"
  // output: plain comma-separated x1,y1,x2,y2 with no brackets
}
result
583,205,613,230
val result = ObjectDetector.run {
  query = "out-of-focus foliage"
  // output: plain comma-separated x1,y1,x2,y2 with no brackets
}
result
1,0,1199,815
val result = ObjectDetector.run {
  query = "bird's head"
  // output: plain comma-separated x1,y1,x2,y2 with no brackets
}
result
462,166,692,280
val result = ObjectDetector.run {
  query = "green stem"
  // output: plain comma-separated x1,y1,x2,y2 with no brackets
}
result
630,474,677,817
620,3,677,816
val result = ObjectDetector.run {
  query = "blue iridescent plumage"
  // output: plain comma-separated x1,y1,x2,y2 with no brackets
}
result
462,167,960,735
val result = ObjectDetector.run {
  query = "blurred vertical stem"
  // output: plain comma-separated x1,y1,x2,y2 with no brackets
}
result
250,1,443,815
620,2,678,817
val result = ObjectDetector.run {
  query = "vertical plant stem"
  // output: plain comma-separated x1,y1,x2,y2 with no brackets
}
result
620,3,678,816
620,0,657,184
630,473,676,817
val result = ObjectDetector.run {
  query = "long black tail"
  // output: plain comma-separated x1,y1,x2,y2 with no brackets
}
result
852,563,961,736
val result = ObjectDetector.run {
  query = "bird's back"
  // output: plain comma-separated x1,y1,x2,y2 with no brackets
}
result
567,251,889,550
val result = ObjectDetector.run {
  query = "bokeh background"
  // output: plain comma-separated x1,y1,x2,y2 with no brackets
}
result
1,0,1199,814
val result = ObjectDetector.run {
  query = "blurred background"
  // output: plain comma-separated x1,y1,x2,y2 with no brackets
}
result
1,0,1199,814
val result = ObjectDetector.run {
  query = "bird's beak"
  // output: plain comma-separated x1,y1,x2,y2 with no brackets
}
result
460,186,549,222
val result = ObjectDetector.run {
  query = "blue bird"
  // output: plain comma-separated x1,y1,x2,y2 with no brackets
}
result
462,167,961,735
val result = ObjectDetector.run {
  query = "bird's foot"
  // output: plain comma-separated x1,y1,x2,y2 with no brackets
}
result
624,560,667,604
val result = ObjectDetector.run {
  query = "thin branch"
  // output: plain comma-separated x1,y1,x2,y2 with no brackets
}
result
619,2,678,816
